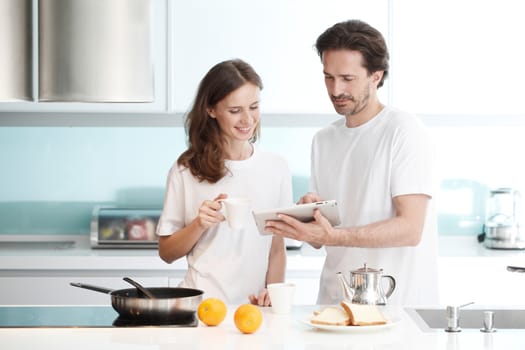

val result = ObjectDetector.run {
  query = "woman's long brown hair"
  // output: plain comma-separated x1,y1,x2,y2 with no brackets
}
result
177,59,263,183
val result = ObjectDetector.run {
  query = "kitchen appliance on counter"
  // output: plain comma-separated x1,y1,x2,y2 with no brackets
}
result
90,207,161,249
90,206,303,249
483,188,525,249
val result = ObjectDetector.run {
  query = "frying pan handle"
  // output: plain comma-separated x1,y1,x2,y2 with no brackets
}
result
507,265,525,273
70,282,113,294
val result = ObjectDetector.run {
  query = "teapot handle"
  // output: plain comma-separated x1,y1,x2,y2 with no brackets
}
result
382,275,396,298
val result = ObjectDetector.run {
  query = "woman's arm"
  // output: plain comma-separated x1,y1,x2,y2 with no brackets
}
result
158,194,227,263
266,235,286,284
248,235,286,306
158,220,206,263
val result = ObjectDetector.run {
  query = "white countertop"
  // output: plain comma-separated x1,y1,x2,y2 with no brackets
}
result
0,234,327,272
1,235,525,348
0,305,524,350
2,235,525,306
2,235,525,272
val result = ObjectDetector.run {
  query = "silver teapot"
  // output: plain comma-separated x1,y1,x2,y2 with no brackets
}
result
337,263,396,305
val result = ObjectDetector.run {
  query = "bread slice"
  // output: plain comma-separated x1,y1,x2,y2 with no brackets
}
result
340,300,387,326
310,306,350,326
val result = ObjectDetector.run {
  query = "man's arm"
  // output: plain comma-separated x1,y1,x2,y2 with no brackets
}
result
264,194,430,248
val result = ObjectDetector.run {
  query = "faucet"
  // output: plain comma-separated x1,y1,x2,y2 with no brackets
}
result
445,302,474,332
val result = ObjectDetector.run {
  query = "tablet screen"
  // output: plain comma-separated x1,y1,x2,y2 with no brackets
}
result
252,200,340,235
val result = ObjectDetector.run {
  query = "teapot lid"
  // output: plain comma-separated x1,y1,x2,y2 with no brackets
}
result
352,263,382,274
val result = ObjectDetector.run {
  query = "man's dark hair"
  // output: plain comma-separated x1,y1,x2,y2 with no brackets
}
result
315,19,389,88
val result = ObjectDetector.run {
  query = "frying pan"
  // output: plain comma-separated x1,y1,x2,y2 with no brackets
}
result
70,282,203,321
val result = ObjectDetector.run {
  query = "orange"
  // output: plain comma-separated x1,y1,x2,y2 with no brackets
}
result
197,298,227,326
233,304,263,334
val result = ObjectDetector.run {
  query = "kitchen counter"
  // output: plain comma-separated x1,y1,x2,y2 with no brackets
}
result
1,235,525,306
2,234,525,270
0,234,326,272
0,235,326,305
0,305,524,350
0,236,524,349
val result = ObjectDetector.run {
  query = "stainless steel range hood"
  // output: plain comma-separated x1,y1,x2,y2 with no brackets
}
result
38,0,154,102
0,0,33,101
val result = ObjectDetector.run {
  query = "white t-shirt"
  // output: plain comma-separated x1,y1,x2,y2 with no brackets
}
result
311,106,439,306
156,146,293,304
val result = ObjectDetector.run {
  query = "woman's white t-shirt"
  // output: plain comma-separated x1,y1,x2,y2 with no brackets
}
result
156,147,293,304
311,106,439,306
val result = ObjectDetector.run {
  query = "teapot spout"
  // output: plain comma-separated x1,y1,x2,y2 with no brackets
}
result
336,272,354,301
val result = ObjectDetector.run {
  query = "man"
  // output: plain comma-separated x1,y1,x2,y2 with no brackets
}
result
265,19,439,305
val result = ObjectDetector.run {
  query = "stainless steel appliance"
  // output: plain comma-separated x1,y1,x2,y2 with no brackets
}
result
0,0,32,101
484,188,525,249
90,207,160,249
90,206,303,249
39,0,153,102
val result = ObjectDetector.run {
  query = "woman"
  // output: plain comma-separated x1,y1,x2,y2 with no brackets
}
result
156,59,293,305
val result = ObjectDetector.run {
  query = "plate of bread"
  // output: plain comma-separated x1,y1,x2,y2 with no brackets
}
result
302,300,399,332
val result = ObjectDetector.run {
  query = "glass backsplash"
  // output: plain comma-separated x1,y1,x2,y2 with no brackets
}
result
0,126,315,235
2,124,525,236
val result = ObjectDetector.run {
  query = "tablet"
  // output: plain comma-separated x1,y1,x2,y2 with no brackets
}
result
252,200,341,235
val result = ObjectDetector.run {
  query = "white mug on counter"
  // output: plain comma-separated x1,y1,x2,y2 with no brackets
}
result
267,282,296,315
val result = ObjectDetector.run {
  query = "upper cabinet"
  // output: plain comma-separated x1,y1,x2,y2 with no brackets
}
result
169,0,389,114
5,0,525,118
392,0,525,116
1,0,391,116
39,0,154,103
0,0,167,113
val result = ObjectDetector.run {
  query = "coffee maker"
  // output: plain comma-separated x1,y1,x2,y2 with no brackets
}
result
484,188,525,249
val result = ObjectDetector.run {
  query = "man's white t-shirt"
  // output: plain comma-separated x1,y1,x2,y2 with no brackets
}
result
156,147,293,304
311,106,439,306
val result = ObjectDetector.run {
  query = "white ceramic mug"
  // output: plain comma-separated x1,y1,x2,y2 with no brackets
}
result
222,198,252,230
267,282,296,314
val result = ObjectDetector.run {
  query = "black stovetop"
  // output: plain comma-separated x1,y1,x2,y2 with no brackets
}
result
0,306,198,328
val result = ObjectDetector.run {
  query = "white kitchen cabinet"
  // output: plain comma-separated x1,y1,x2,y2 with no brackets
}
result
5,1,525,120
169,0,389,114
1,0,389,121
1,0,389,116
392,0,525,116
